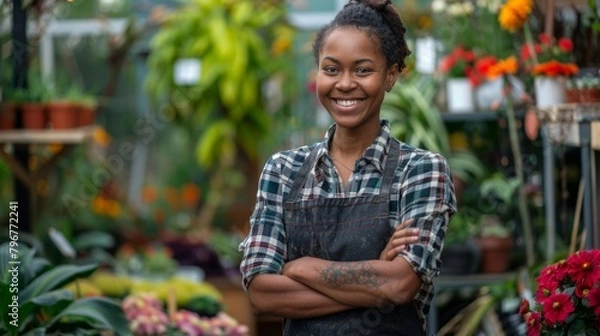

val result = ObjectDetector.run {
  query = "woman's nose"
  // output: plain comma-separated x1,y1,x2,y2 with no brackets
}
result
336,72,356,91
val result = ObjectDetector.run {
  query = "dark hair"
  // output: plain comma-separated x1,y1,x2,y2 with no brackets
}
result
312,0,411,71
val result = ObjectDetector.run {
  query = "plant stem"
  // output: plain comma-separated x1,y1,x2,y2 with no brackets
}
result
504,84,535,267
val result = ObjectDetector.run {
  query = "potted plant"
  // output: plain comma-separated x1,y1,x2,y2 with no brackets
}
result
46,84,81,130
20,72,50,130
474,173,520,273
0,87,26,130
475,214,513,273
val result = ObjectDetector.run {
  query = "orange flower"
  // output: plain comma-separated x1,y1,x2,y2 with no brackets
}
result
486,56,519,79
141,185,158,204
532,60,579,77
181,183,201,208
498,0,533,32
165,186,179,210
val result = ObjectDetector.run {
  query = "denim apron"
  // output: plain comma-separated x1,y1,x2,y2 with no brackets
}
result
282,140,423,335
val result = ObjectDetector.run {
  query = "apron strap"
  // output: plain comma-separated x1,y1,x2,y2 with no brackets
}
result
286,143,321,202
380,139,400,197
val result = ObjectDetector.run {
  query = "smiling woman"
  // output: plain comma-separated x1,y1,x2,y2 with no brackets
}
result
239,1,456,335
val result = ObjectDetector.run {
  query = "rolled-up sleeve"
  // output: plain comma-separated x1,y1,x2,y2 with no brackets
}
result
398,152,456,284
239,155,287,291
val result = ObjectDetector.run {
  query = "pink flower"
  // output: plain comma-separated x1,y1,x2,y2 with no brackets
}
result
542,293,575,325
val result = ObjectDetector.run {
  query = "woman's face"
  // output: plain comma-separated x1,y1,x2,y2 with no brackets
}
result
316,27,397,131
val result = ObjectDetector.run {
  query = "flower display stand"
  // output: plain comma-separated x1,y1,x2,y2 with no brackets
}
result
537,103,600,255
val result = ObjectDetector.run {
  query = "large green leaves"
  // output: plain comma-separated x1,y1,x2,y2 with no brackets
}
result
382,74,486,182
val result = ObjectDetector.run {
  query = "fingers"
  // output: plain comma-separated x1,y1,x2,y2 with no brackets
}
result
383,219,420,260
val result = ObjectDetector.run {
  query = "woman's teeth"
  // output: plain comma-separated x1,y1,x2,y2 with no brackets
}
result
336,100,359,107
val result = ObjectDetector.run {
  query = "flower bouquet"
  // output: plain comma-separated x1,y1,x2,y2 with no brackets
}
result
520,249,600,335
520,34,579,78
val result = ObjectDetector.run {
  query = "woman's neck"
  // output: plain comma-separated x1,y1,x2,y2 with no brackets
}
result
330,123,380,158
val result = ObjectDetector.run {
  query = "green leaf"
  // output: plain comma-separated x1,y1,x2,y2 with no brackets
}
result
71,231,115,252
46,297,129,336
19,289,73,321
568,319,587,336
20,264,97,301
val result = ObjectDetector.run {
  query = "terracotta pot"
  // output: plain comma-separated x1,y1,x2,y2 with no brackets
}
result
21,103,47,129
589,88,600,103
47,101,78,129
476,236,513,273
565,88,580,104
0,102,17,130
77,104,97,127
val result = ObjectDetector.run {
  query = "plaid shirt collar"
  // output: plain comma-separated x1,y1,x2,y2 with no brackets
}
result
316,120,392,175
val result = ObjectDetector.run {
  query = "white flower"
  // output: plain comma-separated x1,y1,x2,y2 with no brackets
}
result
431,0,447,13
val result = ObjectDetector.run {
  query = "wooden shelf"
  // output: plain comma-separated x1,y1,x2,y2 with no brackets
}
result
0,126,98,189
0,126,97,144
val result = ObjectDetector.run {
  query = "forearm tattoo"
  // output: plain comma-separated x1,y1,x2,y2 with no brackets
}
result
318,261,384,288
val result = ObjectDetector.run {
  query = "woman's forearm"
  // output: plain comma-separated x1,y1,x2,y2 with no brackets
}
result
283,256,421,307
247,273,354,318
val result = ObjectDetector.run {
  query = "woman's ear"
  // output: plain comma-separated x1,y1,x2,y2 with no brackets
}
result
386,63,399,92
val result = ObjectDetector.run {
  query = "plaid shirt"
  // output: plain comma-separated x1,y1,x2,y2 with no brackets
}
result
240,120,457,327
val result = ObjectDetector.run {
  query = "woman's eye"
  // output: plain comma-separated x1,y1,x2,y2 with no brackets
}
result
323,66,338,74
356,68,372,75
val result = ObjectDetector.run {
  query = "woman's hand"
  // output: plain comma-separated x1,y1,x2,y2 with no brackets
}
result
379,219,419,261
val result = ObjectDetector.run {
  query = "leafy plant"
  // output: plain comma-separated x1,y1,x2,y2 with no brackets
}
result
0,241,129,335
381,73,486,183
445,209,479,245
144,0,297,230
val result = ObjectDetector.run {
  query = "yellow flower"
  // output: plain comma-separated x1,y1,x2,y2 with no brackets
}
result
486,56,519,79
498,0,533,32
93,127,111,147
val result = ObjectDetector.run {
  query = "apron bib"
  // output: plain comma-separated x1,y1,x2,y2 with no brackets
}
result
282,140,423,335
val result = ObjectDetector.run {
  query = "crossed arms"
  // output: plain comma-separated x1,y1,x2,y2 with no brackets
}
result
246,220,422,318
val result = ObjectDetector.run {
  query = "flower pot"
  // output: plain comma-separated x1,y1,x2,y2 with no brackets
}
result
0,102,17,130
581,88,600,103
77,104,97,127
475,77,504,110
534,76,566,109
476,236,513,273
565,88,580,103
446,77,474,113
21,103,47,129
47,102,78,129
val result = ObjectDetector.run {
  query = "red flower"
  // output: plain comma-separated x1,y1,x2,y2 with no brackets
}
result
589,287,600,316
526,311,541,336
539,33,551,45
542,293,575,325
567,249,600,287
536,263,558,284
552,259,569,283
519,299,530,315
557,37,573,52
535,279,559,303
575,283,592,299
